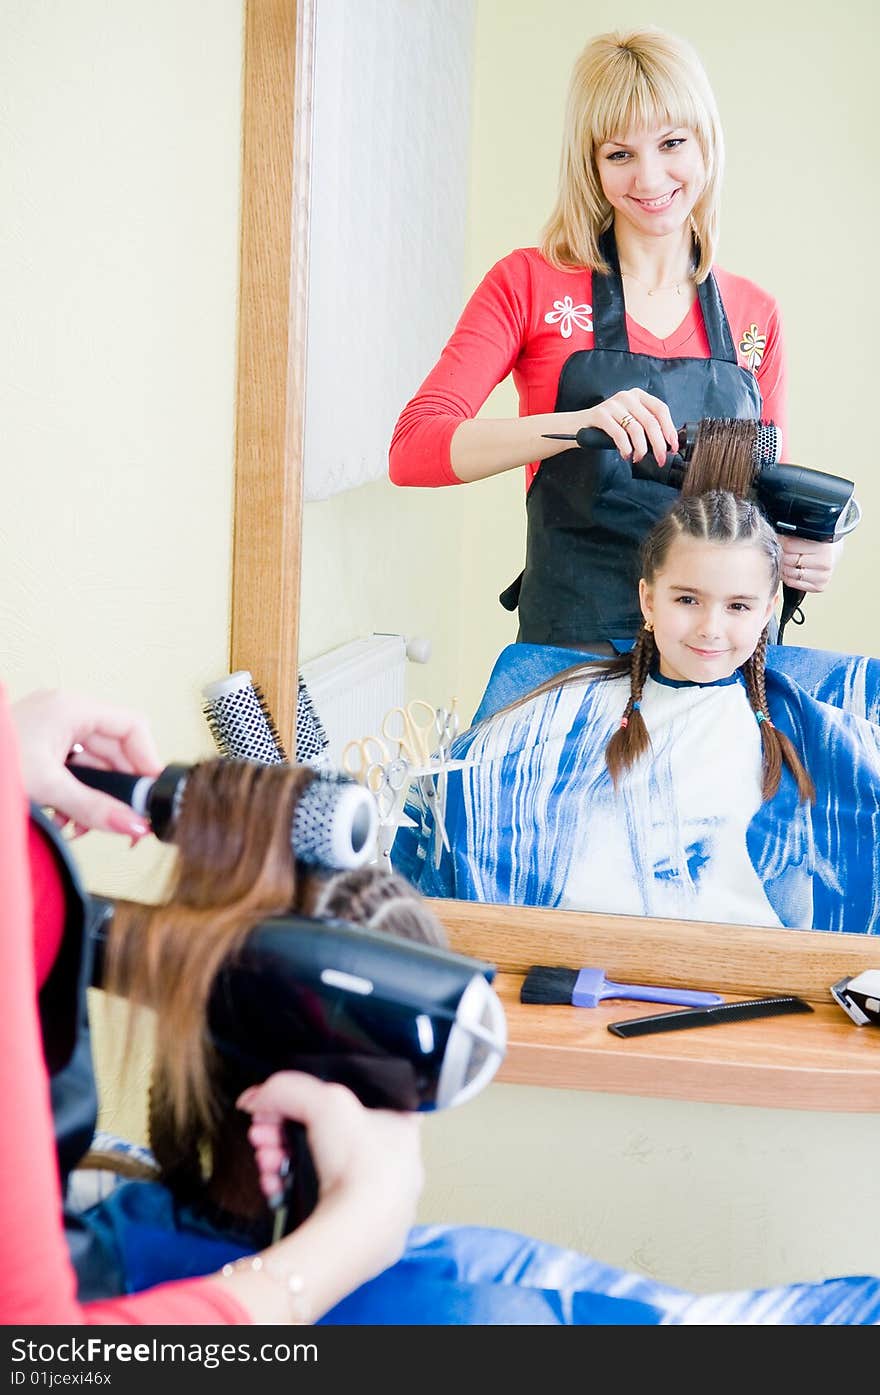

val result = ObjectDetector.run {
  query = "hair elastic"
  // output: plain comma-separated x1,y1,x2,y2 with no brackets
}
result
620,700,642,730
754,710,771,727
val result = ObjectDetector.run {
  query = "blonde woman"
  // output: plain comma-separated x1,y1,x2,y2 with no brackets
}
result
390,28,837,652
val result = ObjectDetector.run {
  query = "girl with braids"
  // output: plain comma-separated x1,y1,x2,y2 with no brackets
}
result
603,491,813,806
396,491,880,933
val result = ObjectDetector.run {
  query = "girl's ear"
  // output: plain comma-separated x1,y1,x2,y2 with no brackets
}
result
638,577,654,626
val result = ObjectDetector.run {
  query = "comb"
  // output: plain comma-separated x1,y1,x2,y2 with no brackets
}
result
608,996,813,1038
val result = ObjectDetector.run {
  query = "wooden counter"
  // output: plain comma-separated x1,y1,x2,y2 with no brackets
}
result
432,899,880,1112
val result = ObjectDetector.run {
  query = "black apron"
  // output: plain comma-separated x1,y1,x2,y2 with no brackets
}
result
502,230,763,648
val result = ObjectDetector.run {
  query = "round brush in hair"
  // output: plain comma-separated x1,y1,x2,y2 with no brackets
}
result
69,761,378,870
541,418,782,486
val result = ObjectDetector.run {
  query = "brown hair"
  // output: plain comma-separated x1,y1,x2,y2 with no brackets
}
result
682,416,758,498
541,28,723,280
106,758,448,1216
502,490,814,805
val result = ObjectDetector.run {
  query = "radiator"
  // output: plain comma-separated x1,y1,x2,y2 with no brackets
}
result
299,634,407,767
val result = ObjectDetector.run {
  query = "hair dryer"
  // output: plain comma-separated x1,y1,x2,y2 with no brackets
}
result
543,420,861,544
89,900,507,1230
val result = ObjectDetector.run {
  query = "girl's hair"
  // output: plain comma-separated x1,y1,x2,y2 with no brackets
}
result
541,27,723,280
107,758,449,1206
506,490,814,805
682,416,759,498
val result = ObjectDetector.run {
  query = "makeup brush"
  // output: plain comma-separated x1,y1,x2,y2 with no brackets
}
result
520,965,723,1010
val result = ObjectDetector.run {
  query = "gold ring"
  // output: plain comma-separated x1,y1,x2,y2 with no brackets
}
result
796,566,803,580
619,412,634,430
795,553,804,568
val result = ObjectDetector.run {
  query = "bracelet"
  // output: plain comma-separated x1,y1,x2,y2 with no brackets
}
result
221,1252,310,1324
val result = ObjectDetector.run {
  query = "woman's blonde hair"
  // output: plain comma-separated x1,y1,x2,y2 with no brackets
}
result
541,28,724,280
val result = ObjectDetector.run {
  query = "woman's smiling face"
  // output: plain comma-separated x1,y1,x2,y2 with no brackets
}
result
596,124,706,241
639,535,777,684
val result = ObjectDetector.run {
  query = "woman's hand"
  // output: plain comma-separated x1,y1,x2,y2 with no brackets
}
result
10,688,161,838
239,1072,423,1279
576,388,679,465
779,536,844,594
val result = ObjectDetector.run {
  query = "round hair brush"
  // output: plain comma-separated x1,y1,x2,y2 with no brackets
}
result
69,761,378,870
202,670,288,763
541,419,859,543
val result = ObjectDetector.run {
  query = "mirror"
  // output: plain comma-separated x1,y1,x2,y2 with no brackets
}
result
234,1,879,937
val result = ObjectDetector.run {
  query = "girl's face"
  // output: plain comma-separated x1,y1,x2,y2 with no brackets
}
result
639,536,776,684
596,124,705,243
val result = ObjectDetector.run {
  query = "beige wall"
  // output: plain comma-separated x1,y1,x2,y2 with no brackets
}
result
0,1,245,900
1,1,244,1149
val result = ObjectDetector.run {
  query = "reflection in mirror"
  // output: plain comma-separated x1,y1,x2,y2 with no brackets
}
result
270,3,880,935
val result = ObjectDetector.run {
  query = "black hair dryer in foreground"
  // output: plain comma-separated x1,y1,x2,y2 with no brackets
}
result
90,902,507,1232
208,914,507,1234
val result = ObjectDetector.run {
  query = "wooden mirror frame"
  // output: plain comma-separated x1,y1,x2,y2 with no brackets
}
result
231,0,313,748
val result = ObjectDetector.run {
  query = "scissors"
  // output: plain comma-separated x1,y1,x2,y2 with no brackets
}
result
382,700,437,767
370,756,416,865
369,754,411,825
429,702,460,867
342,734,391,785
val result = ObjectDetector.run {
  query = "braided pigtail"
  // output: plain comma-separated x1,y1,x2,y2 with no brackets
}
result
604,624,654,787
742,628,815,803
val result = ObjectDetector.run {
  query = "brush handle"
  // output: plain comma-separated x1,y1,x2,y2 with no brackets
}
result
67,764,154,814
595,979,724,1009
275,1121,319,1235
68,762,187,840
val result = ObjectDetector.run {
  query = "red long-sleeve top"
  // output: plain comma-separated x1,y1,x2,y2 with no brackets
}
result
0,688,247,1324
389,247,786,489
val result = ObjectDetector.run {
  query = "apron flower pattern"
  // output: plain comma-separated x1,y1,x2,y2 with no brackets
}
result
739,323,767,373
544,295,592,338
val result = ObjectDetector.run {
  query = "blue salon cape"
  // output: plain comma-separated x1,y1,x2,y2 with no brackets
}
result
394,642,880,933
77,1182,880,1325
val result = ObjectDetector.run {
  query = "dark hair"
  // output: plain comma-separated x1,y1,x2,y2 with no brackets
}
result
507,491,814,804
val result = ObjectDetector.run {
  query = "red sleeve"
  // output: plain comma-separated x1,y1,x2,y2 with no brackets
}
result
0,687,249,1325
29,820,66,988
388,251,532,487
754,300,787,456
714,266,788,456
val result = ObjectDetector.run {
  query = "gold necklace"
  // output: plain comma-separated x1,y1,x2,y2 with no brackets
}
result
620,267,692,297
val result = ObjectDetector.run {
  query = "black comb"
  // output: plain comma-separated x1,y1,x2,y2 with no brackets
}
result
608,995,813,1038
